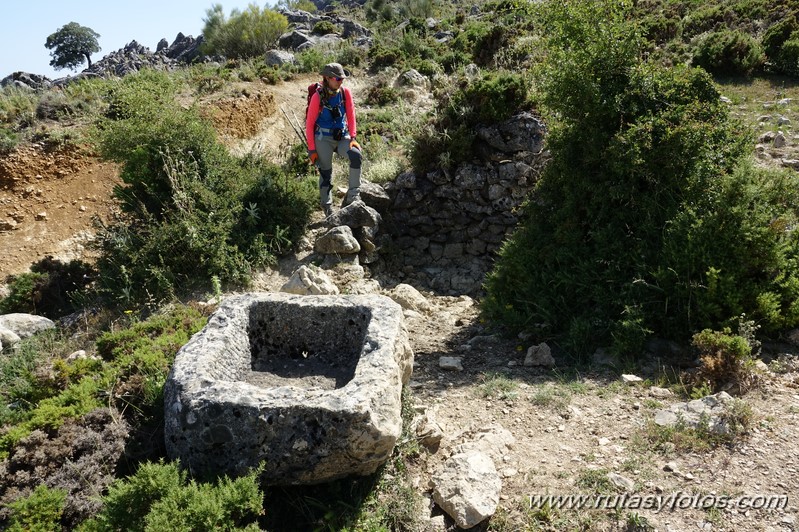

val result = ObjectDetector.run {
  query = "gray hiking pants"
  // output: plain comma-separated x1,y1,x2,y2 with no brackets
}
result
314,132,362,207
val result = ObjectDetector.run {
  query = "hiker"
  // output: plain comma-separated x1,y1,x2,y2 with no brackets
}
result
305,63,362,217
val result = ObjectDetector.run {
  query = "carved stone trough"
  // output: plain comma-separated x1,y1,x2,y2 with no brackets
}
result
164,292,413,485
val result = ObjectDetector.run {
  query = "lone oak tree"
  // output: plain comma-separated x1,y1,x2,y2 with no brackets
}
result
44,22,101,71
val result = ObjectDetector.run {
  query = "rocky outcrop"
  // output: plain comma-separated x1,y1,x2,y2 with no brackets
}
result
164,292,414,485
3,34,211,89
81,34,208,79
277,8,372,52
0,72,53,90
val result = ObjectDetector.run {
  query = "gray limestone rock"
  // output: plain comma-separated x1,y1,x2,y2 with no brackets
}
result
0,326,21,351
524,342,555,367
280,265,339,295
315,226,361,254
0,314,55,340
327,199,382,229
387,283,431,313
432,451,502,529
264,49,297,66
164,292,414,485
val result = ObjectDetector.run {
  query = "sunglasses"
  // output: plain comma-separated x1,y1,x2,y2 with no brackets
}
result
329,76,343,82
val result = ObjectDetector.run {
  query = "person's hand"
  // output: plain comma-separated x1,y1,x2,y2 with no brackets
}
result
349,139,361,150
308,150,318,165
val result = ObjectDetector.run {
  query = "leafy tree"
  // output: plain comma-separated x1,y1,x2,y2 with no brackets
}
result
201,4,288,59
483,0,799,356
44,22,101,71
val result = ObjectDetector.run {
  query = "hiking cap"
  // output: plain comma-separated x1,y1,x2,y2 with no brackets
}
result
320,63,350,78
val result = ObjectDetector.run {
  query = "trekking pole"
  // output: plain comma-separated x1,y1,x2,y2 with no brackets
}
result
280,105,309,150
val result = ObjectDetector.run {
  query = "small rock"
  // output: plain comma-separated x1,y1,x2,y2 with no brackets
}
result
502,468,518,478
439,356,463,371
607,472,635,492
649,386,673,398
67,350,88,360
622,374,643,384
432,451,502,529
0,218,17,231
35,211,47,221
387,283,431,312
664,461,680,473
524,342,555,367
414,412,444,449
280,265,339,295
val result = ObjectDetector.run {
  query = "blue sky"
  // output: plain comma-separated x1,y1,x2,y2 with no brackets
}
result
2,1,271,79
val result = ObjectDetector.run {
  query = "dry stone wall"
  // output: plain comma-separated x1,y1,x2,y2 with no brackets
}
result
380,112,548,295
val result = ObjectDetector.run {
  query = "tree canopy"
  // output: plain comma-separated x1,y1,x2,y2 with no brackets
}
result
44,22,101,71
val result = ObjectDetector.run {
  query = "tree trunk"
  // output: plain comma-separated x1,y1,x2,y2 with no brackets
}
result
85,54,92,68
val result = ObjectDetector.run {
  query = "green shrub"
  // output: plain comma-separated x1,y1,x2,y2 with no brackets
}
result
692,29,764,76
201,4,288,59
0,305,207,460
335,42,368,68
277,0,317,11
7,484,67,532
454,70,530,124
410,70,531,171
0,272,48,314
366,84,401,106
312,20,338,35
0,86,37,128
295,48,334,74
0,126,21,153
79,460,264,532
94,70,313,304
689,326,761,394
682,5,726,38
762,14,799,77
0,257,94,318
369,43,403,69
483,0,799,357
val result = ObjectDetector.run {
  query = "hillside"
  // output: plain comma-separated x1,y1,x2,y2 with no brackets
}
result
2,0,799,530
1,72,797,532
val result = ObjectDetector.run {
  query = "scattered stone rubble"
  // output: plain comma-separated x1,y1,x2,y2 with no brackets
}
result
654,391,739,434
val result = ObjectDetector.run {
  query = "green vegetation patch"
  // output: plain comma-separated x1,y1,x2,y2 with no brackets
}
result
483,0,799,357
0,304,208,460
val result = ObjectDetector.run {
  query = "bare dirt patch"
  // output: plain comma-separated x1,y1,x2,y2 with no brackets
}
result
203,89,277,139
0,144,120,278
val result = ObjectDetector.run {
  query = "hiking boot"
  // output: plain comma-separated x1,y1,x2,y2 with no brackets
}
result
323,204,333,217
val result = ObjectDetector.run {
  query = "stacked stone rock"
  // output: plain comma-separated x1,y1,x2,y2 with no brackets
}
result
382,112,548,295
314,199,384,268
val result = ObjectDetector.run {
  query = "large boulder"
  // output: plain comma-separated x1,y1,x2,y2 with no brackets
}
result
0,313,55,341
164,292,414,485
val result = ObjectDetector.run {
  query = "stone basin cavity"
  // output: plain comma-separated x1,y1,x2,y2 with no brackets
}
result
164,292,413,485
